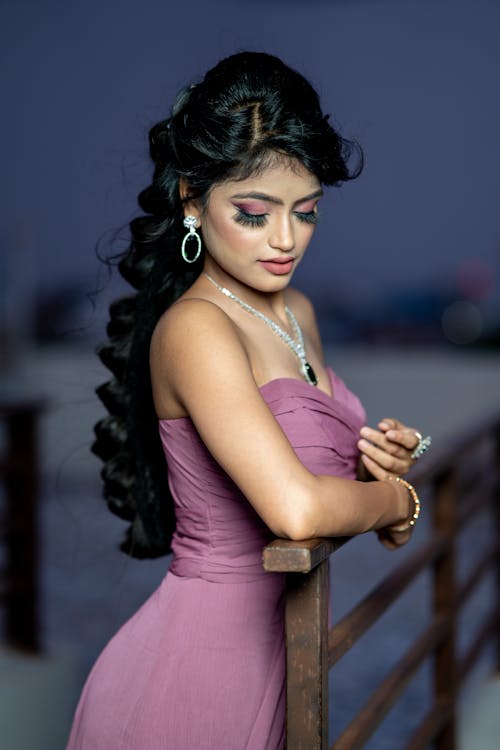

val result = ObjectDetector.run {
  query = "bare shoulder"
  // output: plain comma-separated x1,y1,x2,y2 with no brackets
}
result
152,297,240,354
151,297,250,377
150,297,252,415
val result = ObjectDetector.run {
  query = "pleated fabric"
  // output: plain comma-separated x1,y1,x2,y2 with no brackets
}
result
67,368,365,749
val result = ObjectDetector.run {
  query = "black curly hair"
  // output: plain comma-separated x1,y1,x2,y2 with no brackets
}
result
93,51,363,558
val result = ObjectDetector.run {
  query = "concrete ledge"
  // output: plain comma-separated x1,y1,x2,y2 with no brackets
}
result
0,646,80,750
460,674,500,750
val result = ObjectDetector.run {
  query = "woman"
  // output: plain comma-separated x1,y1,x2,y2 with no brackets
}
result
67,52,429,749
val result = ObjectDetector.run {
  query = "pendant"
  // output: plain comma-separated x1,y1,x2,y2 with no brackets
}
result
302,361,318,386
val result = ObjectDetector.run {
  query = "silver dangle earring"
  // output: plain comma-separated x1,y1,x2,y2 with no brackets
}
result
181,215,202,263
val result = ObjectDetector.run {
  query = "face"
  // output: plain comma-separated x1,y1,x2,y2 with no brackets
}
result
184,159,323,294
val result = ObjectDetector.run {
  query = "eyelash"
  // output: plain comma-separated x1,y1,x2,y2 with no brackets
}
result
233,209,319,228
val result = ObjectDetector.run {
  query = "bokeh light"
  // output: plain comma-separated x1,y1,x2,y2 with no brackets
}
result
441,300,483,344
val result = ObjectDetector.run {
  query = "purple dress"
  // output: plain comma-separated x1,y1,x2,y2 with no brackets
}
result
67,369,365,749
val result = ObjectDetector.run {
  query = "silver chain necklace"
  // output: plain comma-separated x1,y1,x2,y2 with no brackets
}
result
204,273,318,386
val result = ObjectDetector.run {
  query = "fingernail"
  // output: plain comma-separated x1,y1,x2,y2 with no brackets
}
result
360,427,370,438
379,421,390,429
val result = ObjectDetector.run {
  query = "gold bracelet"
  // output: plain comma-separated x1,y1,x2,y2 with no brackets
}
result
386,476,421,532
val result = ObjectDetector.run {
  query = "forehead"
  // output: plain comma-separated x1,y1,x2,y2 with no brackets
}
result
211,159,321,202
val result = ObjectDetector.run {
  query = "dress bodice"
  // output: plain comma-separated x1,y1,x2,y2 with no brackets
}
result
159,368,366,582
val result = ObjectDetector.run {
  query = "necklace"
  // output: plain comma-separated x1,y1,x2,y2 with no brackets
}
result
204,273,318,386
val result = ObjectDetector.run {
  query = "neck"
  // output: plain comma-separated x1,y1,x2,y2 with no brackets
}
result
203,272,319,388
202,266,288,321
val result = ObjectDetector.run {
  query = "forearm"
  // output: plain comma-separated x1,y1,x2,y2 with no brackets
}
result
281,473,410,541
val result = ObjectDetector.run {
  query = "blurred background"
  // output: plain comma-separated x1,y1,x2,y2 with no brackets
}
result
1,0,499,748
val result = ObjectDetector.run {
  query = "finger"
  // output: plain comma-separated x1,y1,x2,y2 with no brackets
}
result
358,439,411,474
360,453,413,481
359,427,409,459
376,529,410,550
378,419,423,454
378,418,402,432
360,454,391,480
377,535,398,551
385,428,421,451
377,527,411,549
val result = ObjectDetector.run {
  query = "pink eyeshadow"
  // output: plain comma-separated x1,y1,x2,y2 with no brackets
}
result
233,202,267,214
295,200,317,212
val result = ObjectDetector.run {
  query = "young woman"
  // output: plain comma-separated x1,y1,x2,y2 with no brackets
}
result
67,51,429,749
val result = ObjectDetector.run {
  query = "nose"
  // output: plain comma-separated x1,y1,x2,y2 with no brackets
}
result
268,215,295,252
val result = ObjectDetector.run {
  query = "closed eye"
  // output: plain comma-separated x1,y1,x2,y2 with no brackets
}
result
233,207,320,228
233,208,268,227
294,210,319,225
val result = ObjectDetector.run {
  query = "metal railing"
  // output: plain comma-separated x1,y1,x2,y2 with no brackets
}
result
263,414,500,749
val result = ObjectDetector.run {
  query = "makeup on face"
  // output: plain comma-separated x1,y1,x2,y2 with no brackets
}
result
199,161,323,289
258,258,295,275
231,190,323,229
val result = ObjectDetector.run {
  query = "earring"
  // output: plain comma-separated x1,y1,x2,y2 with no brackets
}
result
181,215,202,263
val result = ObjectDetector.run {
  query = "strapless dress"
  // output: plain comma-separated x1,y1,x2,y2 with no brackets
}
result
67,368,365,749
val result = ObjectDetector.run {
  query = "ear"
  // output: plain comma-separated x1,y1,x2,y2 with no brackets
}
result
179,177,201,223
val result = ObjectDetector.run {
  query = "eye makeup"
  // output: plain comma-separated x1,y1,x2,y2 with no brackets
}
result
294,210,319,225
232,202,267,227
231,201,320,228
233,201,268,215
293,198,320,225
233,209,268,227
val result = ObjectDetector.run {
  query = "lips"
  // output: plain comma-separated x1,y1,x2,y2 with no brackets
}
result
258,257,295,275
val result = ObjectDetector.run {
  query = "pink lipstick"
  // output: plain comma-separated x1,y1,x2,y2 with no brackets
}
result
258,258,294,275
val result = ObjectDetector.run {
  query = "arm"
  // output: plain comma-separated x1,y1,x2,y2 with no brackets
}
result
275,290,418,547
150,300,412,542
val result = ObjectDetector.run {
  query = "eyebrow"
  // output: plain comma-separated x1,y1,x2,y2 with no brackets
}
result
229,189,324,206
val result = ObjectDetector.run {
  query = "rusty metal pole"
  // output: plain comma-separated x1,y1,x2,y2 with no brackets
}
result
432,468,458,750
285,557,329,750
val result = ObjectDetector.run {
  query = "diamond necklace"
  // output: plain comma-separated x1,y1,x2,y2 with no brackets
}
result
204,273,318,386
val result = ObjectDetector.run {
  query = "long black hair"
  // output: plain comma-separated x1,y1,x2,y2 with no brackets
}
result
93,51,363,558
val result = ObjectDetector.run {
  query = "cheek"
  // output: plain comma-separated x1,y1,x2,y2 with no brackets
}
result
208,214,258,252
298,223,316,248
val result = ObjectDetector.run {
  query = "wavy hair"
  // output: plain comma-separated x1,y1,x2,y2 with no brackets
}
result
93,51,363,557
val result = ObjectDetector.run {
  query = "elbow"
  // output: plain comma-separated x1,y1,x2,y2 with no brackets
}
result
282,527,315,542
261,477,323,541
275,501,319,542
284,520,318,542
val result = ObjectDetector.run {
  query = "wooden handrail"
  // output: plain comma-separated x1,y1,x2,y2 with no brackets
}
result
263,413,500,749
331,615,450,750
263,538,349,574
328,532,448,667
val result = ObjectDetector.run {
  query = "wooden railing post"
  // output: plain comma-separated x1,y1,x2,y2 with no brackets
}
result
264,415,500,750
495,425,500,673
263,538,345,750
285,558,329,750
2,404,41,651
432,468,458,750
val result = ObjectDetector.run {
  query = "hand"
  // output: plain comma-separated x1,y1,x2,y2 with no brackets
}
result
357,417,420,480
377,476,416,551
376,525,413,551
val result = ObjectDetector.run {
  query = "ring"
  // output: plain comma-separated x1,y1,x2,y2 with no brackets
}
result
411,431,432,460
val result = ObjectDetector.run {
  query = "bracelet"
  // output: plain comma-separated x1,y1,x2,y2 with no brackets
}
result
386,476,421,532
